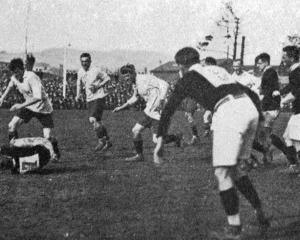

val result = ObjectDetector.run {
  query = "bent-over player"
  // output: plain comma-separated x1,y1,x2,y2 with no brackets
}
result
154,47,269,239
113,64,182,162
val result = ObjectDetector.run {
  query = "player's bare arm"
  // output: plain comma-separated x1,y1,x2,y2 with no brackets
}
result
0,81,14,106
113,87,138,112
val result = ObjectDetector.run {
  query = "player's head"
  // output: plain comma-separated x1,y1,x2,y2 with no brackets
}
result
175,47,200,75
120,64,136,83
25,53,35,71
282,45,299,67
232,59,242,74
255,53,270,72
80,52,91,71
204,57,217,66
9,58,25,81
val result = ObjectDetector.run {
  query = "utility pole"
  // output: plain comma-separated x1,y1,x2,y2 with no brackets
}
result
232,17,240,61
240,36,245,66
25,0,31,58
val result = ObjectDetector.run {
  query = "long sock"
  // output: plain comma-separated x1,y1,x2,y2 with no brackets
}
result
286,146,297,165
8,131,18,141
191,125,198,137
133,140,143,154
219,188,239,216
235,176,261,210
164,134,177,144
252,140,266,153
270,134,287,155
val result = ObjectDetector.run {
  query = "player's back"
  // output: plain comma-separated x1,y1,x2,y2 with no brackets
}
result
135,74,169,101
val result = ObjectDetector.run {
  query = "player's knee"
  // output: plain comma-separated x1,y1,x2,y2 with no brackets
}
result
214,167,230,181
43,128,52,139
152,134,158,144
132,126,142,139
89,117,96,124
8,121,18,132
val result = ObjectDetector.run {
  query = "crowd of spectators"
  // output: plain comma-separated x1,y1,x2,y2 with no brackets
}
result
0,62,291,112
0,65,146,111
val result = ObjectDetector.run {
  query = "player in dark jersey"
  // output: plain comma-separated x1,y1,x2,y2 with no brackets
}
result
154,47,269,239
0,137,60,174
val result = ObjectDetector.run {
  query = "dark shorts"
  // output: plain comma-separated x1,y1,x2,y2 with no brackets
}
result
16,108,54,128
138,113,159,134
87,98,105,121
182,98,198,114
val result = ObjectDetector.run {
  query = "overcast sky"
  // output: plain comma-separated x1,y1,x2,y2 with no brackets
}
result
0,0,299,64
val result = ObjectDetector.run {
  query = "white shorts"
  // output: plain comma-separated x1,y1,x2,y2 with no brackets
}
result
283,114,300,151
211,95,259,167
262,110,279,128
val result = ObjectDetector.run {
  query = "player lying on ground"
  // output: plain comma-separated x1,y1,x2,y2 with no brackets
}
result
0,137,60,174
0,57,54,140
154,47,270,239
113,64,182,162
76,53,112,152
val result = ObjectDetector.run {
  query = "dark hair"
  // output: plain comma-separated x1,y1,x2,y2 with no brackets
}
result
205,57,217,66
175,47,200,66
120,64,136,74
8,58,24,72
80,52,91,60
283,45,299,61
256,53,270,64
26,53,35,65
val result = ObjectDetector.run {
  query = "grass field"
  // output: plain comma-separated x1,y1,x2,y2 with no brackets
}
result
0,109,299,240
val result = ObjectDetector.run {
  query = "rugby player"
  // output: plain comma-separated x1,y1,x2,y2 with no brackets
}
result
76,53,112,152
0,137,60,174
280,46,300,174
0,58,54,140
113,64,182,162
154,47,269,239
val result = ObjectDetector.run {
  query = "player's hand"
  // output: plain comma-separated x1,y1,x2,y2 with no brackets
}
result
153,136,164,165
10,103,22,112
75,96,80,102
0,98,4,106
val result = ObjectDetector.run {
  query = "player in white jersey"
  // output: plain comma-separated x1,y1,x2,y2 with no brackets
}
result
0,58,54,140
76,53,112,152
113,64,182,162
231,59,261,95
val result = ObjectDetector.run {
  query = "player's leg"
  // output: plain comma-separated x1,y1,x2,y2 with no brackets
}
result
152,120,182,147
203,110,212,137
125,123,146,162
211,96,263,238
184,111,199,145
281,115,299,173
88,98,111,151
8,116,24,141
234,120,270,230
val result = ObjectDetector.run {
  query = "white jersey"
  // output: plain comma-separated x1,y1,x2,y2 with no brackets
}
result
127,74,169,120
77,66,110,102
232,71,261,95
190,65,235,86
9,71,53,114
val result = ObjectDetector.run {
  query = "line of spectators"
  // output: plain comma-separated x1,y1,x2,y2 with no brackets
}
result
0,66,146,111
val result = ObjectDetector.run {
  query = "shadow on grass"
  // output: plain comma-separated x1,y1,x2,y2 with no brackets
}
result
28,165,94,175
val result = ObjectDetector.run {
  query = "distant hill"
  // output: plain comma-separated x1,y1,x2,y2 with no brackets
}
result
0,48,171,72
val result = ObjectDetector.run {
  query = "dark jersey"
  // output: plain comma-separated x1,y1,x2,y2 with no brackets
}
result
261,67,280,111
280,64,300,114
157,64,262,137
